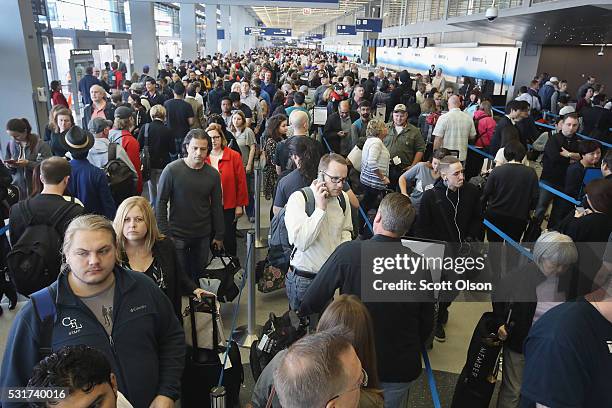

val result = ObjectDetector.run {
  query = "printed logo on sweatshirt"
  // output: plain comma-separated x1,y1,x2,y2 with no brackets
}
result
607,340,612,354
130,305,147,313
62,316,83,335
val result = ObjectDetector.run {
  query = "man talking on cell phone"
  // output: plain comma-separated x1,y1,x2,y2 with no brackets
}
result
284,153,354,311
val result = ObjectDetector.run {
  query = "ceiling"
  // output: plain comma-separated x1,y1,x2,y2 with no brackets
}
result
450,5,612,45
250,0,372,37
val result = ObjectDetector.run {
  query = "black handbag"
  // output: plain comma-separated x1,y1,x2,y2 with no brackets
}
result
522,217,542,244
181,295,243,407
198,251,243,302
140,123,151,182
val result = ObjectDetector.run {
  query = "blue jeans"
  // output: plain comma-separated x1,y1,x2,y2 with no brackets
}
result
380,381,411,408
285,269,314,311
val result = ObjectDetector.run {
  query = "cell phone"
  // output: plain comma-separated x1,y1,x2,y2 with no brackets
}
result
317,173,325,183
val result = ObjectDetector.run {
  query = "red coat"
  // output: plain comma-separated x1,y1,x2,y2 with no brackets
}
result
473,110,497,148
51,90,69,108
206,148,248,210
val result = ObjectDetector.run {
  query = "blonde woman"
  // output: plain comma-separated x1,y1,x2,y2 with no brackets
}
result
229,110,257,221
113,196,206,318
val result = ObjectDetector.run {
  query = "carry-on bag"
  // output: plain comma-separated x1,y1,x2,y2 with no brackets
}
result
181,295,243,407
199,251,244,302
450,311,503,408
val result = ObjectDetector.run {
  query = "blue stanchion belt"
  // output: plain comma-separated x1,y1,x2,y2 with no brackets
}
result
538,181,582,206
422,346,442,408
467,144,495,160
491,107,612,148
0,224,8,236
467,140,584,206
483,219,534,261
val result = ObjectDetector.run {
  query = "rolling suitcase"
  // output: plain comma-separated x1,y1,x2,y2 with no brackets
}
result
450,312,503,408
181,295,243,407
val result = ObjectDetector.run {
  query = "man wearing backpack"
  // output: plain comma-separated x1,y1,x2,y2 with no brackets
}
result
8,157,83,295
0,214,185,408
284,153,353,311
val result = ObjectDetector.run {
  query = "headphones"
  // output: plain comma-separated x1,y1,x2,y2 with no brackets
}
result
444,179,462,245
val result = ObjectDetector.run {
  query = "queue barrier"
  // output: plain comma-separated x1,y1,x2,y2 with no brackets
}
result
541,110,612,132
490,107,612,149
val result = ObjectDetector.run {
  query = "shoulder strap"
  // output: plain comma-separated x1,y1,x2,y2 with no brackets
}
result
108,142,117,161
31,287,57,359
51,201,78,230
300,187,316,217
144,123,150,146
19,200,34,226
338,191,347,214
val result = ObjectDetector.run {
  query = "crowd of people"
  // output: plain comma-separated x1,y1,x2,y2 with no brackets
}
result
0,47,610,408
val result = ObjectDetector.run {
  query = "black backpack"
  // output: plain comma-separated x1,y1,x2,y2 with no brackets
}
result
7,201,75,296
104,143,135,206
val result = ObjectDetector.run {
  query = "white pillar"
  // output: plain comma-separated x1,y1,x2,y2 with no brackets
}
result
205,3,218,57
180,3,197,60
230,6,242,54
0,0,48,140
220,5,231,54
129,1,157,77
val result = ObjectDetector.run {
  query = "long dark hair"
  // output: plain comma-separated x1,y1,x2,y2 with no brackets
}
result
264,114,287,143
6,118,37,150
288,136,321,183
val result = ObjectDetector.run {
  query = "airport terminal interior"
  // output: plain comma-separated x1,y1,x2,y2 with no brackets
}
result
0,0,611,407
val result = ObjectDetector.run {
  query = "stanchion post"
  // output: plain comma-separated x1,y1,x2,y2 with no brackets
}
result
234,230,262,347
253,164,267,248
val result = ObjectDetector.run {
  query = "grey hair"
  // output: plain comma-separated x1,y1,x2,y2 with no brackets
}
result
273,328,353,408
366,118,387,139
378,193,415,234
533,231,578,268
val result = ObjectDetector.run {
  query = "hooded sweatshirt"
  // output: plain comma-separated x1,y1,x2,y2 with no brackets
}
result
473,109,497,148
109,129,143,193
88,138,138,186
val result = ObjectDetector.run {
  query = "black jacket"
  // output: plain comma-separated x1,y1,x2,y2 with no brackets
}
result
299,235,434,383
482,163,539,220
137,119,176,169
8,194,84,247
151,238,197,319
489,116,516,155
82,101,115,129
492,262,547,354
416,178,483,244
581,106,612,142
207,87,228,114
0,267,185,408
540,132,580,187
323,111,359,155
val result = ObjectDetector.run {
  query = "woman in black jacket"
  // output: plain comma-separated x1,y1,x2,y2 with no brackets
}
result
492,230,578,408
113,196,208,319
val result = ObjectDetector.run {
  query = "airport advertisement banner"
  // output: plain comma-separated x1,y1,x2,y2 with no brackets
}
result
375,46,518,84
245,27,292,37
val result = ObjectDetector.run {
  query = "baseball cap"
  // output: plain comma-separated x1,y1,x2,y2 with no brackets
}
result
549,76,559,83
88,117,113,134
393,104,407,112
114,106,134,120
559,106,576,116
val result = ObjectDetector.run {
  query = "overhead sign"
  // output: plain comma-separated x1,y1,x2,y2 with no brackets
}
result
70,49,92,56
355,18,383,33
336,25,356,35
306,34,323,41
217,29,225,40
245,27,292,37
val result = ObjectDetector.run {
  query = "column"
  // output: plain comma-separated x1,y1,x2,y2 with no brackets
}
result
180,3,197,60
205,3,218,57
220,5,231,54
129,1,157,77
0,0,48,141
511,43,542,102
230,5,242,54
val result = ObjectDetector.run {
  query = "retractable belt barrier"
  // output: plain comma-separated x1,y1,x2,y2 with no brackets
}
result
490,107,612,149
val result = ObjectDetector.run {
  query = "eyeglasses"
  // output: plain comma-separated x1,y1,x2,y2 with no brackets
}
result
326,368,368,405
321,171,346,185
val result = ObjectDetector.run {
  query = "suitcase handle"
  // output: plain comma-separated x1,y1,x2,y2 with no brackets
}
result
188,294,221,355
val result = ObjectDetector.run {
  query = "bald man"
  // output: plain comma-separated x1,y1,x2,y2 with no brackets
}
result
432,95,476,161
274,110,324,175
323,99,359,156
82,84,115,129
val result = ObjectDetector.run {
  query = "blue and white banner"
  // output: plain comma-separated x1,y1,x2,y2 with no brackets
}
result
375,46,518,84
245,27,292,37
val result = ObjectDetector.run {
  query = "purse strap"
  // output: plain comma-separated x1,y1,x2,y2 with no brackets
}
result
188,297,200,361
264,386,276,408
